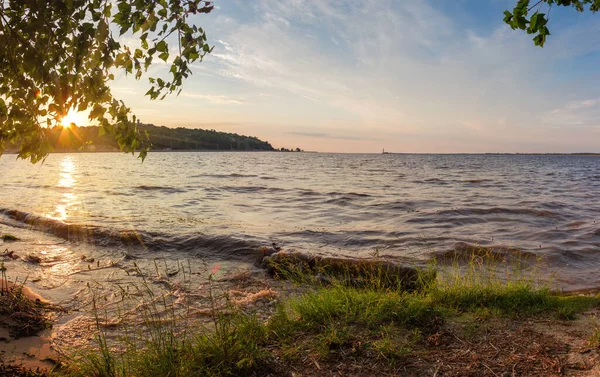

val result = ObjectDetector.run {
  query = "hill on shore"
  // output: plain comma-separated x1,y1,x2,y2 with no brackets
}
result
17,124,276,153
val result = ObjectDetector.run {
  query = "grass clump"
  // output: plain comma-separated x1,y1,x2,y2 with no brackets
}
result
270,286,441,333
428,280,600,318
263,286,443,364
2,234,19,242
426,251,600,317
0,285,50,338
428,282,555,316
66,312,270,377
63,267,273,377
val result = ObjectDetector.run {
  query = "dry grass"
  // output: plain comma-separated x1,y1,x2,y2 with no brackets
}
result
0,283,51,338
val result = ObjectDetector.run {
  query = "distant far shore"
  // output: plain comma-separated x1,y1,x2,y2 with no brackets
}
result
379,152,600,156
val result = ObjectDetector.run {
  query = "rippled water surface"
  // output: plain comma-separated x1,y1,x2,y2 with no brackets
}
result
1,152,600,289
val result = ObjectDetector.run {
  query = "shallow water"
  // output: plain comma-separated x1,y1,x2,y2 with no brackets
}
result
1,152,600,290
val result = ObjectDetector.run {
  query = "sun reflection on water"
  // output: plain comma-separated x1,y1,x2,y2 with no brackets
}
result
46,156,78,221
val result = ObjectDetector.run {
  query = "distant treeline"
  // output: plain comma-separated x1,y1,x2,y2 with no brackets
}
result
138,124,275,151
36,123,285,152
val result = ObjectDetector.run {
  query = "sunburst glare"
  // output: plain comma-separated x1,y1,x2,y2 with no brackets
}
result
59,110,87,129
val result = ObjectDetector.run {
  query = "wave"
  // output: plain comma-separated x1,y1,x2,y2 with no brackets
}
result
327,191,371,198
0,208,136,245
324,197,353,206
458,179,493,184
135,185,187,193
220,186,287,194
371,200,437,211
0,208,261,261
191,173,258,179
412,178,448,185
435,207,559,218
324,192,373,206
298,189,321,196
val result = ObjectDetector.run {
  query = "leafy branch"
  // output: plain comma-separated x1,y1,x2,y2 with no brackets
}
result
504,0,600,47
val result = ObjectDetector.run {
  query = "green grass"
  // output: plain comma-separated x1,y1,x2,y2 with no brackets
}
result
46,250,600,377
63,312,269,377
2,234,19,242
75,318,267,377
268,286,442,335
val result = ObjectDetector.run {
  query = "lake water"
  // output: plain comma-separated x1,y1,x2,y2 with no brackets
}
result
1,152,600,292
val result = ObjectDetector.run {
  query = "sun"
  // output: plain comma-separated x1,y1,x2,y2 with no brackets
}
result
59,110,88,129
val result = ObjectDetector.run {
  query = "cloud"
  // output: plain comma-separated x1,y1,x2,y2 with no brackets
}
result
181,93,245,105
543,97,600,128
111,0,600,152
286,131,383,141
204,1,550,133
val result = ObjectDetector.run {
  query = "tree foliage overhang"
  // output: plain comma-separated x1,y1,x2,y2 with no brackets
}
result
505,0,600,47
0,0,213,162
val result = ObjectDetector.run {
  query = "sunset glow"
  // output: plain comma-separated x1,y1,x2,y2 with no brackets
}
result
59,110,87,129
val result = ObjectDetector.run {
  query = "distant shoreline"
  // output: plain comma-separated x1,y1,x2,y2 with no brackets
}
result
380,152,600,156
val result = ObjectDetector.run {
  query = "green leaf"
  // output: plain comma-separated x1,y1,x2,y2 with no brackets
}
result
503,10,513,24
158,52,169,61
156,40,167,53
90,104,106,119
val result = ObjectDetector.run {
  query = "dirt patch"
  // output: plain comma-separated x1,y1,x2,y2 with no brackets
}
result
257,315,600,377
0,362,48,377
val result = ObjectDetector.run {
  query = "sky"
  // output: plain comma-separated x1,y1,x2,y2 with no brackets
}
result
110,0,600,153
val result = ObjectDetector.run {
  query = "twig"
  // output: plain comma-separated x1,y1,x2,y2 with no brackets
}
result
489,341,500,358
512,359,521,377
483,362,499,377
528,0,543,12
452,332,466,343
